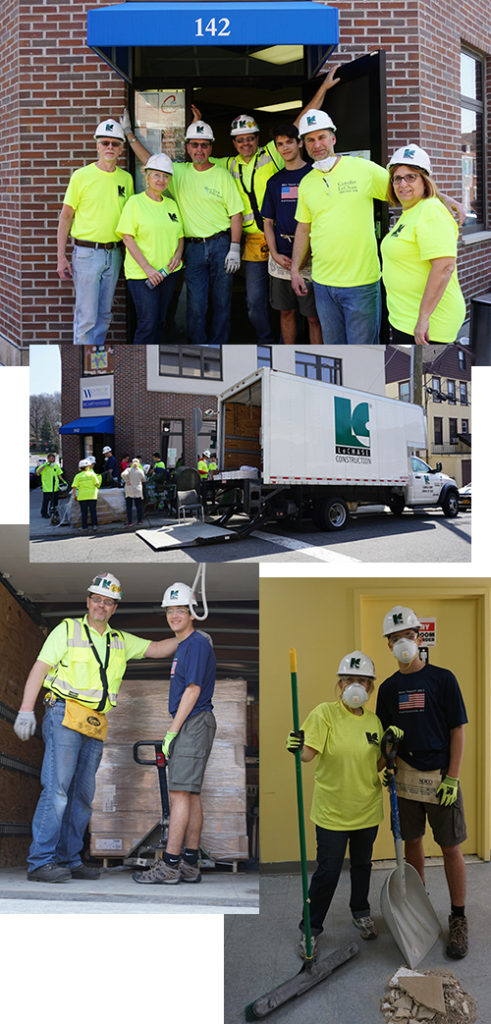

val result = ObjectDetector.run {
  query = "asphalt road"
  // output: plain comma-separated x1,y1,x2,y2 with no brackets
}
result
30,489,471,564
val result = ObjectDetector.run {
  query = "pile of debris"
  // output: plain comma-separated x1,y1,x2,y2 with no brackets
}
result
381,967,478,1024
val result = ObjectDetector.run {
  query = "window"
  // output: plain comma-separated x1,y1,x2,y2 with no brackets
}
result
199,422,217,457
458,350,466,371
257,346,272,368
460,49,485,231
432,376,441,401
159,346,222,380
160,419,184,468
295,352,341,383
398,381,410,402
447,379,456,403
461,419,469,434
434,417,443,445
412,456,431,473
459,382,468,405
449,418,458,444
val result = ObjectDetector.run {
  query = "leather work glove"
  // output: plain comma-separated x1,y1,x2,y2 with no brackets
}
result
119,108,133,136
436,775,459,806
13,711,37,741
162,731,178,758
382,768,396,787
286,729,304,754
224,243,241,274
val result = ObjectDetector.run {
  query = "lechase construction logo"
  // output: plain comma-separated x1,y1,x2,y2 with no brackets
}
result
334,396,371,462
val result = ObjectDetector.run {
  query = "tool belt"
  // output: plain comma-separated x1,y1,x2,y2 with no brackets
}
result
243,232,269,262
74,239,121,250
395,758,442,805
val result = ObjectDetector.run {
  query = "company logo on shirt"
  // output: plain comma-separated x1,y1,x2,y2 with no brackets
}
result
398,690,425,712
118,185,126,197
338,180,358,193
391,223,405,238
366,732,378,745
334,396,371,459
168,212,178,222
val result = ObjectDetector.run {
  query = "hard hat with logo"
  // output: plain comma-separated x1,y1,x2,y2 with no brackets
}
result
387,144,432,175
102,446,112,454
298,109,336,138
78,458,90,468
382,605,422,637
337,651,376,679
203,449,211,458
88,571,123,602
185,120,215,142
230,114,260,136
145,153,174,175
161,582,198,613
94,118,125,142
86,455,96,465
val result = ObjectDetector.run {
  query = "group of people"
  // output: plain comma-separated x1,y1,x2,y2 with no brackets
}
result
57,62,466,346
287,604,468,961
13,573,216,886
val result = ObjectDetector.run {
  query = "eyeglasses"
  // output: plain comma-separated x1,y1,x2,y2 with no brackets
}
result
392,173,420,185
99,140,122,148
89,595,117,608
188,142,211,149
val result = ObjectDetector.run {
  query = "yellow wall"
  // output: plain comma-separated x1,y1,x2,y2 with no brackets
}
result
260,577,490,864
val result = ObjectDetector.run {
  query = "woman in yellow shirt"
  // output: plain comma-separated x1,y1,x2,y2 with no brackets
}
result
287,651,386,958
381,145,466,345
71,459,102,531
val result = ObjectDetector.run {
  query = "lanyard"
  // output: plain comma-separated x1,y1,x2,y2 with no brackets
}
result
238,153,264,232
84,624,111,712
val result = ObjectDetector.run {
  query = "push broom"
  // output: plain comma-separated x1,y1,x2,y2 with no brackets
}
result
245,649,359,1020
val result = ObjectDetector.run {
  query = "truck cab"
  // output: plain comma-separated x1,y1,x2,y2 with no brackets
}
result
405,455,459,515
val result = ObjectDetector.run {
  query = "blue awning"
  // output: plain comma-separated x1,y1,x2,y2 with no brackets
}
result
88,2,338,48
59,416,115,435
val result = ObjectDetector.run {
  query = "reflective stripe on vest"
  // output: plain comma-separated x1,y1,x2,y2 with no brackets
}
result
44,618,127,711
228,148,279,231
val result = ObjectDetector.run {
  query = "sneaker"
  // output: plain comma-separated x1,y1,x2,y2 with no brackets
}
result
27,863,71,883
298,933,318,960
352,915,377,940
70,864,101,880
446,913,468,959
180,861,201,884
132,859,181,885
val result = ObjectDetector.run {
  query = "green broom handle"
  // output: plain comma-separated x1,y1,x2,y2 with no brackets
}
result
289,648,313,960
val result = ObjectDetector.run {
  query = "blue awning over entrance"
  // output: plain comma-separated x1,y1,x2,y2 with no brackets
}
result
59,416,115,435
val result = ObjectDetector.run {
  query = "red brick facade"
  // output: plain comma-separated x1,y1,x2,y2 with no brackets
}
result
1,0,490,349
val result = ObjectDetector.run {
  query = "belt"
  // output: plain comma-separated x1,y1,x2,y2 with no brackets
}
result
44,692,65,705
186,229,230,244
74,239,121,250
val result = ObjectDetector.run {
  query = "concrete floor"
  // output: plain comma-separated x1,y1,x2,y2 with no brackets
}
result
0,864,258,915
225,860,490,1024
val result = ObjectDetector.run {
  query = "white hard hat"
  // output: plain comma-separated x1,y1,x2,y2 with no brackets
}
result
298,109,336,137
161,582,197,613
145,153,174,175
230,114,259,136
102,446,112,454
203,450,211,458
382,606,422,637
94,118,125,142
88,571,123,601
78,458,90,468
185,120,215,142
388,144,432,175
338,651,376,679
86,455,96,465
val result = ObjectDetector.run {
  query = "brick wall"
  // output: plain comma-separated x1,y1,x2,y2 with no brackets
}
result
0,0,21,348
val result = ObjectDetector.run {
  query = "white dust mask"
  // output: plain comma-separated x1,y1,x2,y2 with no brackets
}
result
312,157,337,172
392,638,418,664
342,683,369,709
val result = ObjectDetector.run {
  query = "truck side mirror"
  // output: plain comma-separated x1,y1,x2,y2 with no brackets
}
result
435,461,442,473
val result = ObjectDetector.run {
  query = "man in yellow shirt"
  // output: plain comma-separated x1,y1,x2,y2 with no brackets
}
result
13,572,179,882
57,118,134,345
36,453,63,519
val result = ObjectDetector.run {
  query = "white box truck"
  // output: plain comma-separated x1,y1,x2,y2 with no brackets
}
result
214,369,460,531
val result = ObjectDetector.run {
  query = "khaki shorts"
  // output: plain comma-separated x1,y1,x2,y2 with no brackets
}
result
167,710,216,794
398,787,467,847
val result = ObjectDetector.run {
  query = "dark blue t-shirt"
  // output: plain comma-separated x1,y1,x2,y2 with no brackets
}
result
375,663,467,771
169,631,216,719
261,164,312,257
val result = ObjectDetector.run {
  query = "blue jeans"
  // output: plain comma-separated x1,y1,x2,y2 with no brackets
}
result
313,280,381,344
245,260,274,343
72,244,123,346
127,273,179,344
300,824,379,935
184,233,233,344
27,701,103,871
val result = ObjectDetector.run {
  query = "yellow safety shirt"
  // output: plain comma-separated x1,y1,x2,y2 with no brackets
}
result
198,459,208,479
64,163,134,243
116,191,184,279
71,469,102,501
36,462,62,493
167,163,243,238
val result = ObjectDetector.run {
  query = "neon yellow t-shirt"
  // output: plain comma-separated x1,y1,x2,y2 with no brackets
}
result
38,615,151,669
295,157,389,287
64,163,134,243
212,142,283,233
71,469,102,500
167,163,243,238
381,197,466,343
302,700,383,830
116,191,184,280
36,462,62,493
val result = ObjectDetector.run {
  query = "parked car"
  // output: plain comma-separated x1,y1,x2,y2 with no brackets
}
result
458,482,471,511
29,464,42,489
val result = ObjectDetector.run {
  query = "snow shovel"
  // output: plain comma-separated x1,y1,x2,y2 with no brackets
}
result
245,649,359,1020
380,728,441,968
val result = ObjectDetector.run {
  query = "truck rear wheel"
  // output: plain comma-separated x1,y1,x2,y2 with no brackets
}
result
388,495,405,516
313,497,349,531
442,490,459,517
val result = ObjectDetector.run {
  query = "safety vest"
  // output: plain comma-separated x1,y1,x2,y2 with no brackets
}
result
153,460,166,471
208,460,217,474
44,618,128,712
198,459,208,479
228,147,281,233
37,462,62,493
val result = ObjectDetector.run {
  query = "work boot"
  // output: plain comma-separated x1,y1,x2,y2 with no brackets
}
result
70,865,101,880
180,861,201,884
298,932,318,960
352,914,378,940
27,863,71,883
132,859,181,884
446,913,468,959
